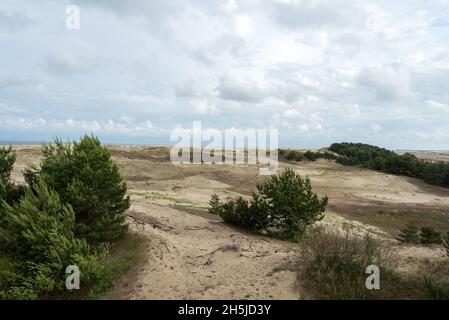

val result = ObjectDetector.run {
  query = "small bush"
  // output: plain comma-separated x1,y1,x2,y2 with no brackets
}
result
396,223,420,244
286,151,304,162
420,227,442,244
397,223,444,245
208,193,222,215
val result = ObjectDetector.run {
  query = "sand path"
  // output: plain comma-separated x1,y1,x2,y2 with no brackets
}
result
115,200,300,300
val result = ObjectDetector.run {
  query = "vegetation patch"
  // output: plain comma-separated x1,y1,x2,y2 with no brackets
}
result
338,209,449,238
330,142,449,188
0,136,134,300
298,227,429,300
209,168,328,242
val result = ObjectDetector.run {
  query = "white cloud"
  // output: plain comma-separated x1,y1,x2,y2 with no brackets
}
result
283,109,302,119
1,0,449,149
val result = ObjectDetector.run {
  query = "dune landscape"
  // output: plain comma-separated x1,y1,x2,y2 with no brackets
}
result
8,145,448,300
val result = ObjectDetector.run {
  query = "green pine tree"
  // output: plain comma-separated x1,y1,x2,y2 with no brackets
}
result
35,135,130,243
257,168,328,240
208,193,222,215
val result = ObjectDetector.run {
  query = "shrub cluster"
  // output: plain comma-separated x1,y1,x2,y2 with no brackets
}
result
280,149,337,162
209,168,328,241
0,136,130,299
330,142,449,188
396,223,445,244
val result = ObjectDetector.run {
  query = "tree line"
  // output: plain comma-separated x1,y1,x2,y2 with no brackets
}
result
328,143,449,188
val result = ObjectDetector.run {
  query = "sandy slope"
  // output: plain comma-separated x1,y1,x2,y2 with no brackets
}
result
120,202,299,300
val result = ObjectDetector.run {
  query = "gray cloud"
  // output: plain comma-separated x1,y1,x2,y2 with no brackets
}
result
43,52,99,77
0,73,35,90
217,74,266,102
0,9,35,32
356,66,410,101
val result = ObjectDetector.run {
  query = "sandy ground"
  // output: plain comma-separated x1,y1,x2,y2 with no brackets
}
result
122,204,299,300
10,145,449,300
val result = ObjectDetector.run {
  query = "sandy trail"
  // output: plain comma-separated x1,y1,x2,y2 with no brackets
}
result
120,200,299,300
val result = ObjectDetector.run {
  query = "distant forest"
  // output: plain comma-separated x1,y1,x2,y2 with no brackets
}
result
281,143,449,189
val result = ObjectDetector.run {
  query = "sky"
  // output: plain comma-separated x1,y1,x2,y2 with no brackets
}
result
1,0,449,149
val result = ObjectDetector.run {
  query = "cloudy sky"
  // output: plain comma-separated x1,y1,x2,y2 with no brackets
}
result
1,0,449,149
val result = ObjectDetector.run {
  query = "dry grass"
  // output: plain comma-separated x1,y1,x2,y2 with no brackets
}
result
298,227,429,300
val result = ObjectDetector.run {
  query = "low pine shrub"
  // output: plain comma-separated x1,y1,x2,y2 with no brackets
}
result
30,136,130,243
209,169,327,241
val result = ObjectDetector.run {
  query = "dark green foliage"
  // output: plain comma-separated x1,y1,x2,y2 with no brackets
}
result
286,150,304,161
330,142,449,188
0,179,6,201
0,138,132,300
0,181,104,299
257,168,327,240
419,227,442,244
208,193,222,215
35,136,130,243
282,149,337,162
23,167,40,187
3,184,27,205
397,223,444,244
0,146,16,182
219,197,250,227
0,145,26,205
209,169,327,240
217,195,270,232
396,223,420,244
